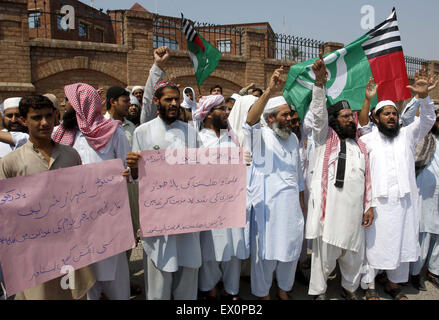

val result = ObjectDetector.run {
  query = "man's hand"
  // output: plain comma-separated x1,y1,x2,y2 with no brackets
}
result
312,51,328,87
362,207,374,227
365,77,378,101
126,152,141,180
407,68,434,99
428,73,438,92
154,46,170,69
243,149,252,166
267,66,284,94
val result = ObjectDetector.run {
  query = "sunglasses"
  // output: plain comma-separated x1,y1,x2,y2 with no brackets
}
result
291,118,300,124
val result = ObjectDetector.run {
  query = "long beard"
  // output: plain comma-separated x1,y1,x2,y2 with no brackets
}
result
62,107,78,130
431,124,439,136
292,126,301,141
329,116,356,140
377,121,400,138
126,111,140,125
158,103,178,123
272,121,292,140
212,113,228,131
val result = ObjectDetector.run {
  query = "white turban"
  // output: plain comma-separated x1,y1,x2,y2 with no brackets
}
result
375,100,397,113
261,96,290,126
3,97,21,111
130,95,140,107
131,86,144,93
264,96,288,112
181,87,197,111
192,94,225,130
43,93,59,110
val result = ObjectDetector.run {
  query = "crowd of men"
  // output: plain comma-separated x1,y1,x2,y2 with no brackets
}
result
1,46,439,300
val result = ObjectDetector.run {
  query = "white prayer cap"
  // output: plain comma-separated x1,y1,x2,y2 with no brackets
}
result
130,95,140,107
264,96,288,112
434,104,439,112
3,97,21,111
43,93,59,110
375,100,397,113
231,93,241,101
131,86,144,93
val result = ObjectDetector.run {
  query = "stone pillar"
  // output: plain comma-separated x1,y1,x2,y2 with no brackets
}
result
323,42,344,54
124,10,154,88
242,29,266,90
0,0,35,99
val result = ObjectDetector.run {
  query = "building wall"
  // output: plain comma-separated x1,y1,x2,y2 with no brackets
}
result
1,0,438,110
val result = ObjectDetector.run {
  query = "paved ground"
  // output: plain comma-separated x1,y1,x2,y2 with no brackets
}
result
128,242,439,300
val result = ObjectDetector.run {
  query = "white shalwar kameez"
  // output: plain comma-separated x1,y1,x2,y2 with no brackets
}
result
132,117,201,300
305,86,369,295
197,128,249,295
244,120,304,297
411,135,439,277
360,96,436,287
68,127,132,300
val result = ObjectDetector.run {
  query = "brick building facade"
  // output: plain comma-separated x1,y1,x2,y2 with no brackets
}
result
1,0,438,113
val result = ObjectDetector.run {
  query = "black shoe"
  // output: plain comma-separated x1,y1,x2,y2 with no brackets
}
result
341,288,361,300
328,271,337,281
313,293,328,300
427,271,439,290
411,274,427,291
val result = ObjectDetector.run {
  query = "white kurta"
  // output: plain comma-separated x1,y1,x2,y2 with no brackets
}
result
0,130,28,159
140,64,164,125
72,126,131,281
132,117,202,272
244,122,304,262
198,128,249,261
360,96,436,270
305,86,368,253
417,136,439,235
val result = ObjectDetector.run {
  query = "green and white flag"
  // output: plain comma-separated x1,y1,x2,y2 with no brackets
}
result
284,9,411,119
182,14,222,87
284,36,376,119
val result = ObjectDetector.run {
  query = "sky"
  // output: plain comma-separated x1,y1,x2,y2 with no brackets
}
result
88,0,438,61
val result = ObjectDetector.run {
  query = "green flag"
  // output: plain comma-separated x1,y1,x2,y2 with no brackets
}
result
284,9,412,119
283,35,377,120
182,15,222,87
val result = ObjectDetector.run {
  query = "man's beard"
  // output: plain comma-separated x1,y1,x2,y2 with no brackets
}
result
329,116,356,140
62,107,78,130
377,121,400,138
272,121,292,140
339,122,357,139
431,124,439,136
212,113,228,131
126,110,140,125
158,103,178,123
292,126,301,140
3,119,27,132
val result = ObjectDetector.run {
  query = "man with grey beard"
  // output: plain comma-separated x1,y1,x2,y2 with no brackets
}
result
244,67,307,300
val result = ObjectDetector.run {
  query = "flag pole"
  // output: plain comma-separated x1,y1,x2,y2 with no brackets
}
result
197,83,202,97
